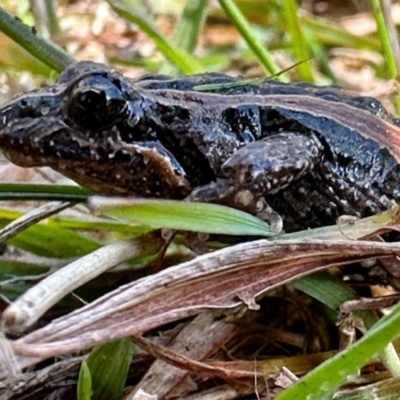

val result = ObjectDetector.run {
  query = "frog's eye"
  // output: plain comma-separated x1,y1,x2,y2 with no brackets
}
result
67,75,128,130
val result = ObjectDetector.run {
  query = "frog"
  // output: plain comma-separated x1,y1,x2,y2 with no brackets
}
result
1,60,400,233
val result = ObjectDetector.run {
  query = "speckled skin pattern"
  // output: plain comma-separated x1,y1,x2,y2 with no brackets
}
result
1,61,400,232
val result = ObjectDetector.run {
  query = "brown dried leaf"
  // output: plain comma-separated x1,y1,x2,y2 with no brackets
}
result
127,311,237,398
3,238,400,375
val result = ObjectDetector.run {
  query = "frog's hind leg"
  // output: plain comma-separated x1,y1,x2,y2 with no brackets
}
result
188,131,324,233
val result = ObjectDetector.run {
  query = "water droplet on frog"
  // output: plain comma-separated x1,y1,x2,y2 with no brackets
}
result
41,106,51,115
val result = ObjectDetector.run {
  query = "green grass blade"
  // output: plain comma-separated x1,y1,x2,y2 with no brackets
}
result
293,273,400,377
276,298,400,400
8,224,100,258
282,0,313,82
302,25,336,83
292,272,359,311
217,0,286,80
77,361,93,400
0,260,50,300
370,0,398,78
0,206,100,257
48,217,152,236
43,0,62,36
0,183,90,202
89,197,272,236
0,5,74,72
87,339,134,400
106,0,205,74
370,0,400,114
173,0,209,54
301,15,380,50
160,0,209,75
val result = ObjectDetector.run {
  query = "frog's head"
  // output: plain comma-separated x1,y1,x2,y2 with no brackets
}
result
0,61,191,198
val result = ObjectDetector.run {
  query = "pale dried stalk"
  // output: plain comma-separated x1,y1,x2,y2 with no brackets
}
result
0,201,71,242
1,239,400,375
1,231,163,334
129,311,238,398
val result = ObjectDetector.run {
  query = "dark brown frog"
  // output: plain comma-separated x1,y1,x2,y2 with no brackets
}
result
1,61,400,232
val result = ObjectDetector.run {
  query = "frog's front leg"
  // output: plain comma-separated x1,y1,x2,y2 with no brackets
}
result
189,132,324,233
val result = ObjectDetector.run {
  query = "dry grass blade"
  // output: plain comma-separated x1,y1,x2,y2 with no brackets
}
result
130,334,260,381
128,311,238,398
0,356,84,399
2,238,400,375
1,232,164,334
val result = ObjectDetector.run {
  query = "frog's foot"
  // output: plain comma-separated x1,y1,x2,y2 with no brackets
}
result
189,131,323,234
254,197,283,234
189,182,283,234
187,180,231,203
231,191,283,233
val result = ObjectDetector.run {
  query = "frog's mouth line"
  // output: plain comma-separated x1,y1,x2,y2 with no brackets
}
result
0,115,194,198
0,116,76,168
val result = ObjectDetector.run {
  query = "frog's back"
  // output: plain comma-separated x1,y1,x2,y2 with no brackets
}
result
141,72,400,180
136,72,400,131
128,71,400,224
171,74,400,230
